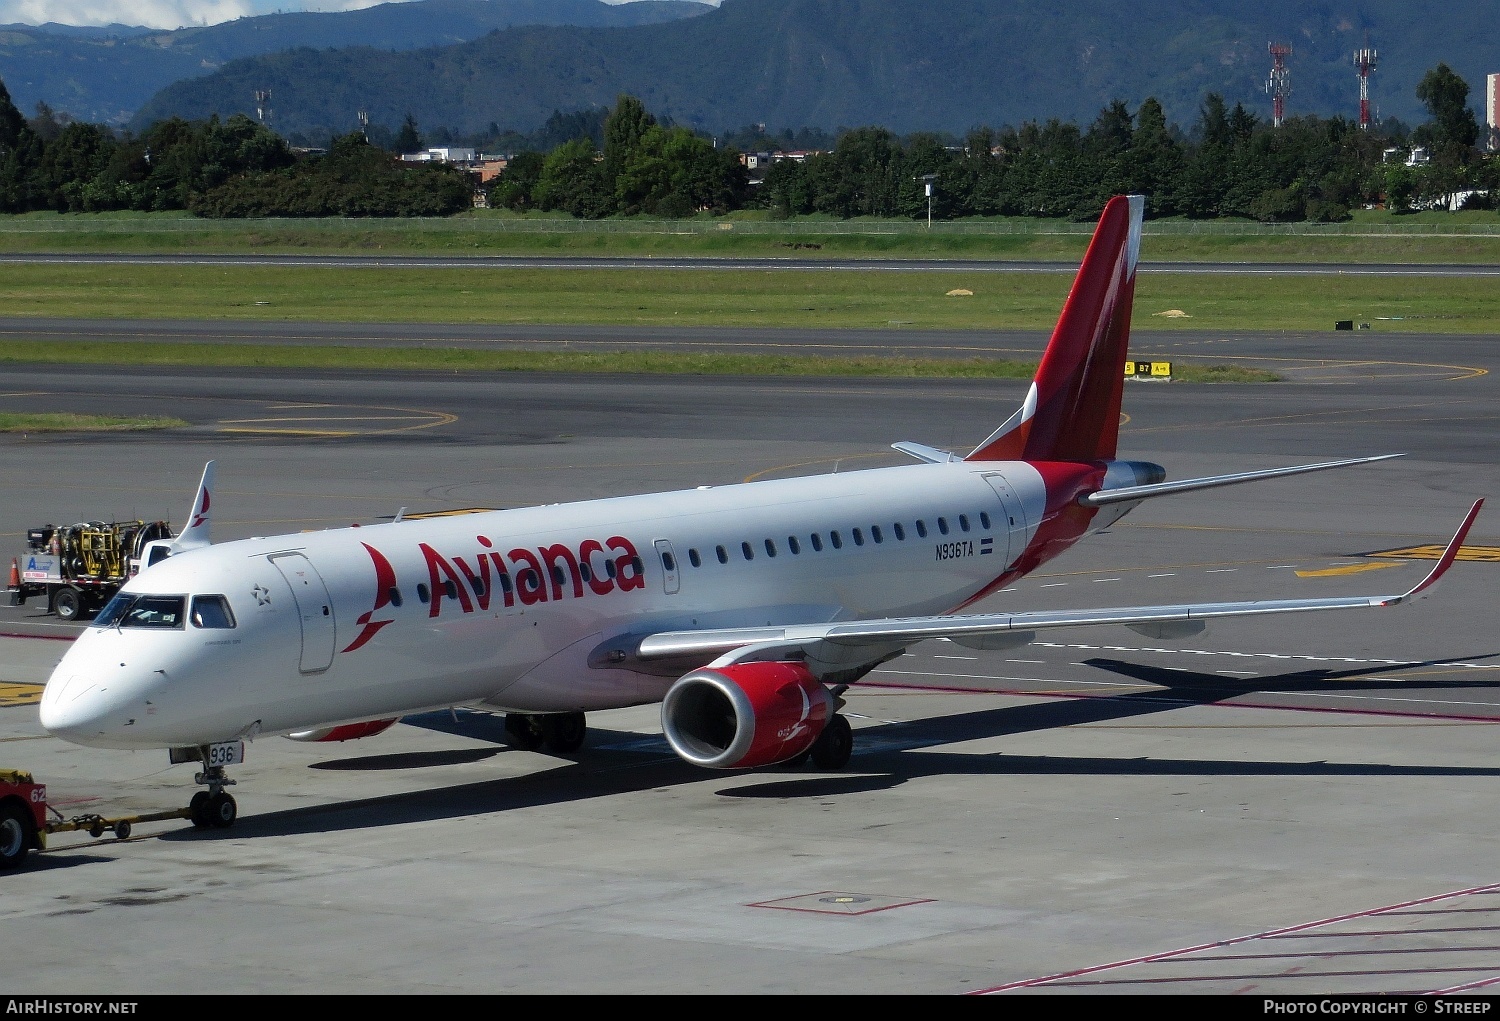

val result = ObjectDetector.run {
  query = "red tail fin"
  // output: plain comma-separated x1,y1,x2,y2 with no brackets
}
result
966,195,1143,463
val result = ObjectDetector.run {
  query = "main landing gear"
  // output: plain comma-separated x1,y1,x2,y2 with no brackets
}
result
188,758,238,830
504,711,587,754
778,713,854,771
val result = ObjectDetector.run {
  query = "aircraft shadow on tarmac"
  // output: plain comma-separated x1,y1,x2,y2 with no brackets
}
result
1079,653,1500,711
147,670,1500,842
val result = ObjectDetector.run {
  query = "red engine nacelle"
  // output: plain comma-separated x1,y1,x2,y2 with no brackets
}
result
661,661,831,769
286,718,399,743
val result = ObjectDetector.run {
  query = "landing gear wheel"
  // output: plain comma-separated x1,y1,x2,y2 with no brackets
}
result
206,792,237,829
114,820,132,841
539,712,586,754
810,714,853,770
51,586,82,622
189,790,213,830
504,713,545,751
0,803,32,870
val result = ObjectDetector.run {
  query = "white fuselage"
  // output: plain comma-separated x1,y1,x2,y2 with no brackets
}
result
40,460,1052,749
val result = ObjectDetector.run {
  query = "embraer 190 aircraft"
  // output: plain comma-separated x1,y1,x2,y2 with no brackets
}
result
38,195,1482,830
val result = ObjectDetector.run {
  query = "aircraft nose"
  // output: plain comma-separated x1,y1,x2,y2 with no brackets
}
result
39,672,105,739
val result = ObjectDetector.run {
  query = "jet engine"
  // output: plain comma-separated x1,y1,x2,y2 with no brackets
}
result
661,661,831,769
287,718,399,742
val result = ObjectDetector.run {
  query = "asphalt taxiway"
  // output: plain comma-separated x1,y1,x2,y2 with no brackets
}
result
0,324,1497,994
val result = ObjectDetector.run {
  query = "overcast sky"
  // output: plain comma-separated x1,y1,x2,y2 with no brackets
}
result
0,0,718,30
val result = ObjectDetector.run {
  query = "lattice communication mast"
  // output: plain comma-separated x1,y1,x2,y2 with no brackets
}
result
1266,43,1292,127
1354,47,1378,130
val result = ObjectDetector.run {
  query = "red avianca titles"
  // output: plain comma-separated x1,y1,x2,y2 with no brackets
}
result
35,195,1483,833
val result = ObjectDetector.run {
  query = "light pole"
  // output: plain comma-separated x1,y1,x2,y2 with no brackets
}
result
920,173,937,228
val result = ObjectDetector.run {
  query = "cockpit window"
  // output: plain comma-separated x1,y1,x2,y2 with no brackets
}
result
190,595,236,629
92,593,186,629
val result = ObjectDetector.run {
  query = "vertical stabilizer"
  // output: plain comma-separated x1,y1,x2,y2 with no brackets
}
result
170,460,215,552
966,195,1143,463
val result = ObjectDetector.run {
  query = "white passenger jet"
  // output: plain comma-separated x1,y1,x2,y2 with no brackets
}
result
38,195,1483,830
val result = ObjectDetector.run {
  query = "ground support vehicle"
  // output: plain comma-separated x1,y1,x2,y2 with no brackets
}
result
0,768,192,870
7,519,172,620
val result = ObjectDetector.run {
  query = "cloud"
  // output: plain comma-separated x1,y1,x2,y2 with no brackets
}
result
0,0,392,30
0,0,722,30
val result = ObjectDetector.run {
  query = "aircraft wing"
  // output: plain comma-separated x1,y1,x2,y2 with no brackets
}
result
632,499,1482,668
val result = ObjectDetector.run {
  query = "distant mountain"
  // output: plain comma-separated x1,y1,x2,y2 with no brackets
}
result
131,0,1500,141
0,23,153,39
0,0,712,124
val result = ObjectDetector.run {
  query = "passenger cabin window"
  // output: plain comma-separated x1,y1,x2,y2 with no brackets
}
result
94,593,186,630
716,545,728,564
980,512,992,529
810,534,823,552
742,542,754,561
190,595,236,629
916,520,928,538
688,549,702,568
959,514,970,532
417,583,430,603
788,536,801,555
894,522,905,541
764,539,777,557
852,528,864,546
661,551,676,572
830,531,843,549
937,517,950,535
871,525,883,543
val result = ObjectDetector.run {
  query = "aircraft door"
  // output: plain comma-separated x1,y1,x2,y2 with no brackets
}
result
654,539,680,595
981,473,1027,566
269,552,337,674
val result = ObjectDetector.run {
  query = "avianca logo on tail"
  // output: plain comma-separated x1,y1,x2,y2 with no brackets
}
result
190,489,210,529
342,534,648,654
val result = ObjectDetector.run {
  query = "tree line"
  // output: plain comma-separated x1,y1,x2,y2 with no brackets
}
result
0,64,1493,221
485,65,1494,222
0,79,472,217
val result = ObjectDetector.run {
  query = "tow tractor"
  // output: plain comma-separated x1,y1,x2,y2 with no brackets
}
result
0,768,194,871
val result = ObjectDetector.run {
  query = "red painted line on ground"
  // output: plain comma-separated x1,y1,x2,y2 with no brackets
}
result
969,882,1500,993
0,630,75,642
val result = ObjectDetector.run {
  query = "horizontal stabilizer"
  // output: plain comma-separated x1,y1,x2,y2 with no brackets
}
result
892,441,959,464
1079,454,1404,507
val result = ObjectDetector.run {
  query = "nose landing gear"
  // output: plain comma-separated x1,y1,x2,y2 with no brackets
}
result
189,760,237,830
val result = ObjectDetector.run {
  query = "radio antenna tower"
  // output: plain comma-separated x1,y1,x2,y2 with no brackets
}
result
1354,46,1378,130
1266,43,1292,127
254,89,271,124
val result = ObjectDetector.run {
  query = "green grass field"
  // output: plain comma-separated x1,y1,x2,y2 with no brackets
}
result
0,208,1497,263
0,263,1491,334
0,412,189,432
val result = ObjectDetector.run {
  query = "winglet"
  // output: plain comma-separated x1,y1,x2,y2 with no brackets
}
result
171,460,216,552
1382,499,1483,606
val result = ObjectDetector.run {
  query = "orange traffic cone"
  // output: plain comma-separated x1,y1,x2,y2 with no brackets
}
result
7,558,18,590
6,558,21,605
